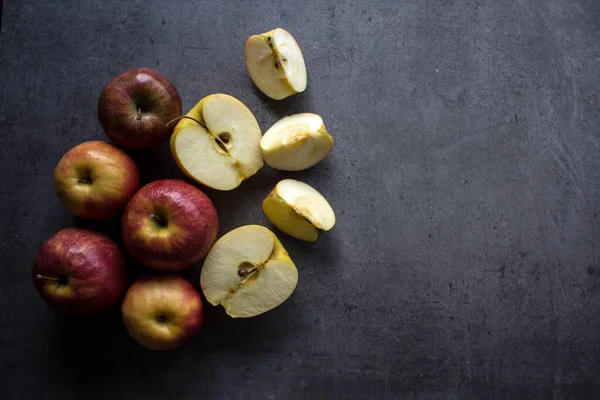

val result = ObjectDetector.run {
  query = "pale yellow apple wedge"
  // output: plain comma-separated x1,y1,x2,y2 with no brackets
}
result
245,28,307,100
200,225,298,318
171,94,263,191
262,179,335,242
261,113,333,171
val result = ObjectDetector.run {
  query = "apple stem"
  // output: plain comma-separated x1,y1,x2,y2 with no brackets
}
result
165,115,207,130
150,214,168,227
137,108,142,120
36,274,59,282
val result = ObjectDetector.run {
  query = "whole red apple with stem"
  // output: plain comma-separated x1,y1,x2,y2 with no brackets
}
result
121,274,203,350
121,179,218,271
32,228,128,315
98,68,182,150
54,141,140,219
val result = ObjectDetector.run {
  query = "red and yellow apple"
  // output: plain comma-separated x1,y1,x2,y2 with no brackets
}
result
121,274,203,350
98,68,182,150
54,141,140,219
32,228,128,314
121,179,218,271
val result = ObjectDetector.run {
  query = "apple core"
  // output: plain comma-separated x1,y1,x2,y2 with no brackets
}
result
156,314,169,323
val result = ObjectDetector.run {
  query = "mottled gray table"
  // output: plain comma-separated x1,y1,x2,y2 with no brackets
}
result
1,1,600,399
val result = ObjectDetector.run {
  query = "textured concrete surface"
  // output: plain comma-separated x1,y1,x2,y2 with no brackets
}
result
1,0,600,399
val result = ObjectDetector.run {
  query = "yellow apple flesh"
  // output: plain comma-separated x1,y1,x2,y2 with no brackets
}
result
245,28,307,100
171,94,263,191
200,225,298,318
261,113,333,171
262,179,335,242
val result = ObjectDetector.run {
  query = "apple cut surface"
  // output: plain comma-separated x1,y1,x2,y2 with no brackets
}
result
245,28,307,100
262,179,335,242
171,94,263,191
200,225,298,318
261,113,333,171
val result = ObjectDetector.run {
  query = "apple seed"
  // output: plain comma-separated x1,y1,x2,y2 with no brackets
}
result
237,262,259,282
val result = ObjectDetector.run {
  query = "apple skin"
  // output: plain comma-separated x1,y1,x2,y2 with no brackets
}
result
121,274,203,350
54,141,140,219
98,68,182,150
32,228,128,315
121,179,218,271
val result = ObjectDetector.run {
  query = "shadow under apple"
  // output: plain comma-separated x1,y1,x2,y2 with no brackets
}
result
250,81,314,119
126,141,188,185
186,299,297,357
52,307,193,399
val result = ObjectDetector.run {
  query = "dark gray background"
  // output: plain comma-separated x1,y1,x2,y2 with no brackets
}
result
1,0,600,399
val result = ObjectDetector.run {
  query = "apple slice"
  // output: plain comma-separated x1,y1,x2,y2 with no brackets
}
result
262,179,335,242
245,28,307,100
170,94,263,191
261,113,333,171
200,225,298,318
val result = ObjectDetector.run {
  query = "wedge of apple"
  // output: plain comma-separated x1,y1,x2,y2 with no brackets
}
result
200,225,298,318
245,28,307,100
262,179,335,242
261,113,333,171
170,94,263,191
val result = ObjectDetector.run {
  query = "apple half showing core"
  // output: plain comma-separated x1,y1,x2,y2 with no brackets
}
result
32,228,128,315
170,94,263,191
200,225,298,318
121,179,218,271
262,179,336,242
122,274,203,350
98,68,182,150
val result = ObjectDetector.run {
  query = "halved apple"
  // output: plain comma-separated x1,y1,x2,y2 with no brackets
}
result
170,94,263,191
245,28,307,100
261,113,333,171
262,179,335,242
200,225,298,318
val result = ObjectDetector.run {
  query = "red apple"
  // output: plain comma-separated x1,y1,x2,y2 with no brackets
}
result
32,228,128,315
121,179,218,271
54,141,140,219
97,68,182,150
121,274,203,350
